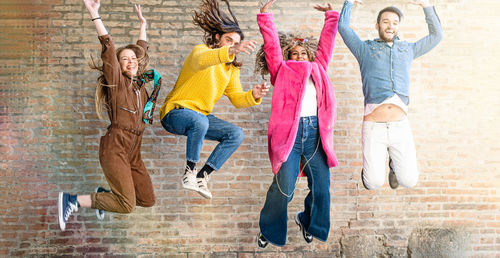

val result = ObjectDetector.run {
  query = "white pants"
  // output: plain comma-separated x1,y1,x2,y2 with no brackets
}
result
362,118,419,189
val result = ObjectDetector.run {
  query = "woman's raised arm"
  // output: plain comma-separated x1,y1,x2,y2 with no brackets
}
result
135,4,147,42
83,0,108,36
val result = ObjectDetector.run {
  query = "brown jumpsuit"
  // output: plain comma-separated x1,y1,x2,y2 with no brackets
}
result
90,34,155,213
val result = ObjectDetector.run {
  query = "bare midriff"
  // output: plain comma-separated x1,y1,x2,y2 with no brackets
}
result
363,104,406,122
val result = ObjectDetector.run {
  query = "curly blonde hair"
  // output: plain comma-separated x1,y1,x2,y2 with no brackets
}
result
255,32,318,78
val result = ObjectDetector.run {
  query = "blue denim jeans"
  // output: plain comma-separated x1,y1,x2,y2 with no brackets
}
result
259,116,331,246
161,108,244,170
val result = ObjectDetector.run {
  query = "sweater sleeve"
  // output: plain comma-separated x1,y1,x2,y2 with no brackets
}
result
257,13,283,85
224,67,261,108
314,10,340,69
98,34,122,87
189,44,235,72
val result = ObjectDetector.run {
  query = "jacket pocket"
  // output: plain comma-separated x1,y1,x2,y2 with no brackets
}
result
396,45,409,52
396,46,410,59
369,46,383,59
120,106,137,114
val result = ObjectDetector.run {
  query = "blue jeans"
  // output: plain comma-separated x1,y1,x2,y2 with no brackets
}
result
161,108,244,170
259,116,331,246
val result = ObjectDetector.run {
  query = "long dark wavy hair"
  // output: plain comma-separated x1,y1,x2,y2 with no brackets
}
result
255,32,318,79
192,0,244,67
89,44,149,120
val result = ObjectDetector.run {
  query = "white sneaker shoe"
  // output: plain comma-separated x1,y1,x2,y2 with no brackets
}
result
196,172,212,199
94,186,110,220
182,166,199,192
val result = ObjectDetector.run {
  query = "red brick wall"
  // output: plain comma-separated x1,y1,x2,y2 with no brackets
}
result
1,0,499,256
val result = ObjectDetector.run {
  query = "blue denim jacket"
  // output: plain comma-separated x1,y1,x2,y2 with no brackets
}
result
338,1,443,105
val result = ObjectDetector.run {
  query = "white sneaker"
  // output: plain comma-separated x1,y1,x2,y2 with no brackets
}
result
94,186,110,220
182,166,199,192
196,172,212,199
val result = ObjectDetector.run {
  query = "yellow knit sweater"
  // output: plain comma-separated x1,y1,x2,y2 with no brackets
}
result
159,44,261,119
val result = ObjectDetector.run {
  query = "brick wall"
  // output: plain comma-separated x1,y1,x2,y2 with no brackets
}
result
1,0,499,257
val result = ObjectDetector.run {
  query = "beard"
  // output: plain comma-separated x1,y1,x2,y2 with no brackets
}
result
378,29,397,42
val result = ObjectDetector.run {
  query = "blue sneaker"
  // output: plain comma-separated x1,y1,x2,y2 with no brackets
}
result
58,192,79,231
95,186,110,220
295,212,313,243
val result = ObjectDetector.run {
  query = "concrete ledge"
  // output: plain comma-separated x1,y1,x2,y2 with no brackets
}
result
407,227,469,258
340,235,387,258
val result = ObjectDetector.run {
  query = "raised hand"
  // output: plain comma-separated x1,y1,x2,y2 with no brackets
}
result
135,4,147,25
83,0,100,17
409,0,431,8
313,3,333,12
84,0,107,35
252,82,270,100
229,40,258,55
135,4,147,41
260,0,277,13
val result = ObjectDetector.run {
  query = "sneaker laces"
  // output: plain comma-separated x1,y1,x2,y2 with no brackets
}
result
183,166,197,184
198,172,209,189
185,165,196,175
64,201,78,222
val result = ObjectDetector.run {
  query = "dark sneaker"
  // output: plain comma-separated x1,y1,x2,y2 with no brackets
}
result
95,186,110,220
388,158,399,189
58,192,79,231
257,232,269,248
361,169,369,190
295,212,313,243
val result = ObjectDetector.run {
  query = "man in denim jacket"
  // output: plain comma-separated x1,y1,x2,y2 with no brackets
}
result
338,0,443,190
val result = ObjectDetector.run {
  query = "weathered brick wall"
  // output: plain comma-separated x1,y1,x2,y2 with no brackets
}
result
1,0,499,257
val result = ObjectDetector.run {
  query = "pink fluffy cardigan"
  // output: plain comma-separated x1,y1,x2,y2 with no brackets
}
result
257,11,340,174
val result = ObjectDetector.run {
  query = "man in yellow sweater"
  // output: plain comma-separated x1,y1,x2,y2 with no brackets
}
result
159,0,269,199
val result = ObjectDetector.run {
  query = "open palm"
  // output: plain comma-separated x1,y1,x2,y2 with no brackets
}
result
409,0,430,7
260,0,277,13
135,4,147,24
313,3,333,12
83,0,100,14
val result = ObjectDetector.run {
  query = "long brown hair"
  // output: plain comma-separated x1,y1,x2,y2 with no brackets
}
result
192,0,244,67
89,44,149,120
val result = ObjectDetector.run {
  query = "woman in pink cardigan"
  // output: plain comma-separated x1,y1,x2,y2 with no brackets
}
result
255,0,339,248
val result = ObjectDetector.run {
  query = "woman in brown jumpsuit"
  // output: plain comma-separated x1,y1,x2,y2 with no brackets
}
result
58,0,160,231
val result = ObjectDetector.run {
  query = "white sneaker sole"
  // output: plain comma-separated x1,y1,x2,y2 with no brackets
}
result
94,187,105,220
182,183,199,192
196,189,212,199
58,192,65,231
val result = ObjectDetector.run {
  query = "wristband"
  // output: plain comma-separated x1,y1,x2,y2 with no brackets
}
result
91,17,101,21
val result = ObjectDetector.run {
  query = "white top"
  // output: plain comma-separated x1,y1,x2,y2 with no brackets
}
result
364,94,408,116
300,77,318,117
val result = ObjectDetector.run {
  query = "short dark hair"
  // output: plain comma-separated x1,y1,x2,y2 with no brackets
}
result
377,6,403,24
